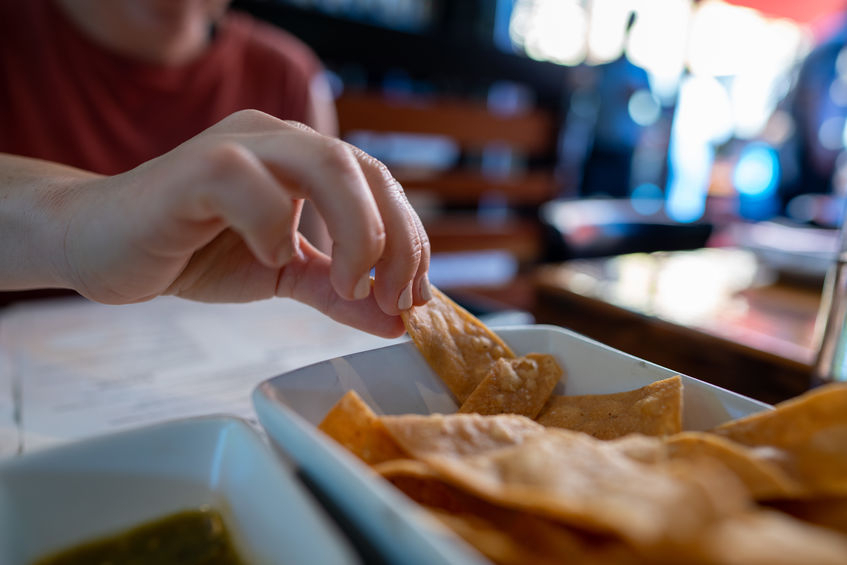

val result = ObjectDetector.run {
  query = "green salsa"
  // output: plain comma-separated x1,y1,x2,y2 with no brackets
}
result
33,508,246,565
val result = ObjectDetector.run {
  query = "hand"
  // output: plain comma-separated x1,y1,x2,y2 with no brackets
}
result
55,110,431,337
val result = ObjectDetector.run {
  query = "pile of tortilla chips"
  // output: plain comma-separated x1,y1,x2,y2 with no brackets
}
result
319,287,847,564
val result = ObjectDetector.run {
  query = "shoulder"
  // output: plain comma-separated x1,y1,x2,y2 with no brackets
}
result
220,11,323,80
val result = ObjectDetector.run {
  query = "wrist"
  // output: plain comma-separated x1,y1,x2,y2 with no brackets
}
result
0,155,99,293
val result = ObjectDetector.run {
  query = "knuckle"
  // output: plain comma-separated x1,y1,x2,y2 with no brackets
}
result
201,141,253,177
225,108,275,127
351,220,385,258
320,138,360,174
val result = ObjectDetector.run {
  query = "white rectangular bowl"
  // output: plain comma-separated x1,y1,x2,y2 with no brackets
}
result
253,324,771,565
0,416,359,565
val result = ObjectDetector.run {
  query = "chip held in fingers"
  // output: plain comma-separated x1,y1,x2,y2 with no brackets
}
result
401,285,515,403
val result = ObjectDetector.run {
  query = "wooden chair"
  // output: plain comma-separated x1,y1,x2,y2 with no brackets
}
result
335,90,560,262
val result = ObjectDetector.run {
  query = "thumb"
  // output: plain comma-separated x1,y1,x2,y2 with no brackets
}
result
276,238,406,338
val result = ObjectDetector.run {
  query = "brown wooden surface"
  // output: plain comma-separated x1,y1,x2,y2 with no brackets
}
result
449,252,823,405
531,262,819,405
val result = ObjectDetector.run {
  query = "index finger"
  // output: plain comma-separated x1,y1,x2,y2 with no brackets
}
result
218,115,430,312
239,126,388,302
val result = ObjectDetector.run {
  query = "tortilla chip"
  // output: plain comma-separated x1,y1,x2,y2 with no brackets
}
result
425,435,748,545
712,383,847,446
373,457,438,480
665,432,804,500
430,509,641,565
376,457,506,517
380,413,546,458
401,286,515,403
712,384,847,495
430,510,532,565
381,414,750,546
459,354,563,418
374,458,574,565
695,510,847,565
765,496,847,536
375,459,642,565
317,390,406,465
536,376,683,440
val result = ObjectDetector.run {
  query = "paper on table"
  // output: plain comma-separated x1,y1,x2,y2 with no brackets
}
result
0,343,18,457
0,296,399,454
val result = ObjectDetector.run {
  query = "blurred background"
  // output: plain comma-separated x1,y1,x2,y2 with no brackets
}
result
234,0,847,266
230,0,847,399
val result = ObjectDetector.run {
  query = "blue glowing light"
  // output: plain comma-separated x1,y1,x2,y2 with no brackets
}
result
666,143,713,223
733,143,779,197
630,184,664,215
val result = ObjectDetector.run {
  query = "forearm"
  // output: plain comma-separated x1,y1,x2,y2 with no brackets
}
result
0,154,99,291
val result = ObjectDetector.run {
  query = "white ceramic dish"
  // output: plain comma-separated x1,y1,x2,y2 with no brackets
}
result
253,324,772,565
0,416,359,565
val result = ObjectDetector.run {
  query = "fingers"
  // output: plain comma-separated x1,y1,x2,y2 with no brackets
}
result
175,142,301,268
245,132,384,300
345,145,431,314
179,111,431,315
276,239,406,338
286,121,431,306
238,125,430,313
408,203,432,306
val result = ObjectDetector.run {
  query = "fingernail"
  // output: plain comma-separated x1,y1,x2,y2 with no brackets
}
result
291,233,305,262
353,273,372,300
397,281,413,311
418,274,432,302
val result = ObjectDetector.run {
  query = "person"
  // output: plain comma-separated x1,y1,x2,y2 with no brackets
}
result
776,17,847,217
0,110,433,338
0,0,336,248
0,0,432,330
579,13,651,198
